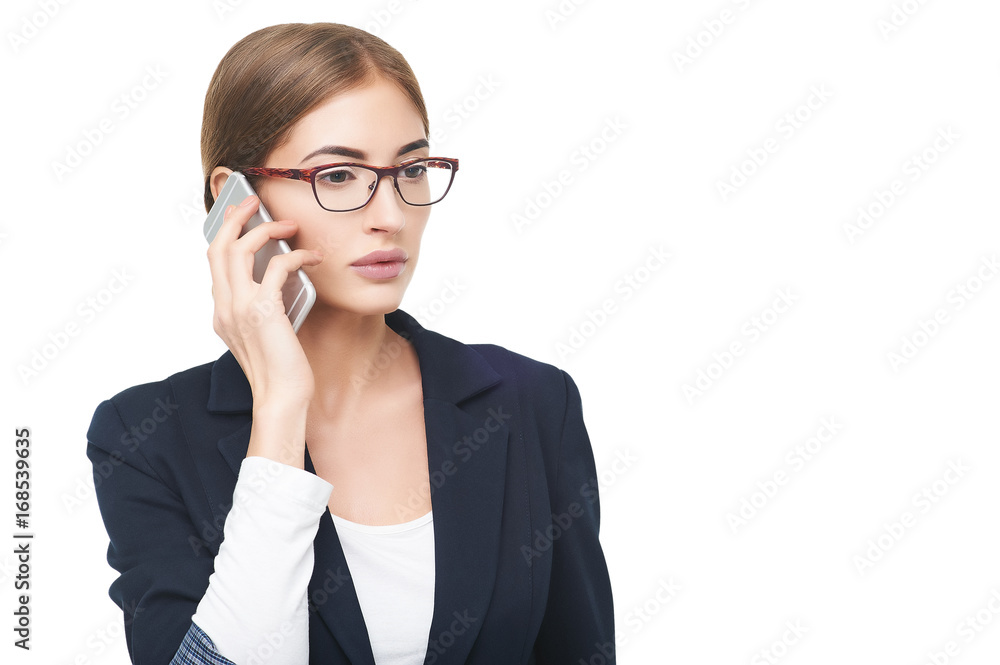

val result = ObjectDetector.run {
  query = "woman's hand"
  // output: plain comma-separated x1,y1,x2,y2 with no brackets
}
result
206,195,324,466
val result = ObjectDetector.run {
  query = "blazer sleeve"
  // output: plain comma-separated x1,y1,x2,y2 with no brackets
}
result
171,623,237,665
532,370,617,663
87,397,223,664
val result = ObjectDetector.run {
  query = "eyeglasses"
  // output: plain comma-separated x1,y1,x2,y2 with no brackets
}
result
242,157,459,212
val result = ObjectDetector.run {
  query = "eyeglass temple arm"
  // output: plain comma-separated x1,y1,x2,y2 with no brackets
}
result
242,167,311,182
244,158,458,182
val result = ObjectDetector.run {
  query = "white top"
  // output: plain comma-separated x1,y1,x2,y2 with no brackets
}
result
192,456,330,664
191,457,435,665
330,510,435,664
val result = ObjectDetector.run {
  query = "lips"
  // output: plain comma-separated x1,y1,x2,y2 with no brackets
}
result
350,248,408,279
352,248,408,266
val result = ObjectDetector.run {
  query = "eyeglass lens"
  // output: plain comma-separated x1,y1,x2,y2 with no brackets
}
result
314,159,454,211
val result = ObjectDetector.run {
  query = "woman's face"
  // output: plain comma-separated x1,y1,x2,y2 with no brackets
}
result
253,78,431,317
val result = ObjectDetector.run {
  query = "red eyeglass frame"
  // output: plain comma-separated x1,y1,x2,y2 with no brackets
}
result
241,157,459,212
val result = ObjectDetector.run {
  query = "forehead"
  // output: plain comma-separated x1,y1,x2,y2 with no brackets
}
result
277,79,426,163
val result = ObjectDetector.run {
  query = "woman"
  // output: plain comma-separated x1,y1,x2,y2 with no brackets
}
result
86,22,615,664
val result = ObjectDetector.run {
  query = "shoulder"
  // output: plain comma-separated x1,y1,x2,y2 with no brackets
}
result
455,337,582,430
391,308,578,412
469,342,573,397
86,356,218,458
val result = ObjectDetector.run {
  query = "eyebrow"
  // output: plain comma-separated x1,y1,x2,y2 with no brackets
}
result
299,138,429,165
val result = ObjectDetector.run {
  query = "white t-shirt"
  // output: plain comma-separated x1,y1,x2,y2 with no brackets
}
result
330,510,435,664
192,457,435,664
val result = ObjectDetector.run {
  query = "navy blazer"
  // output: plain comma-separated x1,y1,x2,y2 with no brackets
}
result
87,309,616,664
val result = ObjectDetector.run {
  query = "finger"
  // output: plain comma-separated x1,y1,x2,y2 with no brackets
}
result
210,195,259,249
229,249,321,347
258,248,324,298
226,220,302,303
207,196,259,311
207,238,234,326
233,217,301,257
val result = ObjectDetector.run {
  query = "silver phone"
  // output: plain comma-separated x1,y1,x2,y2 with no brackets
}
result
203,172,316,333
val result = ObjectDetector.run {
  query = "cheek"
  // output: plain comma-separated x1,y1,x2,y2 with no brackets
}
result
405,210,431,243
310,223,353,258
257,181,331,251
257,178,315,220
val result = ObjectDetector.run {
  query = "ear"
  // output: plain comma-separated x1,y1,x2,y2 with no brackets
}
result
209,166,234,201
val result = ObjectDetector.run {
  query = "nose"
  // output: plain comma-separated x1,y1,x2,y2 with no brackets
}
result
363,174,406,234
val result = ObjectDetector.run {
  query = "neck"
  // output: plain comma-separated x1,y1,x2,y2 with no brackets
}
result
294,305,403,418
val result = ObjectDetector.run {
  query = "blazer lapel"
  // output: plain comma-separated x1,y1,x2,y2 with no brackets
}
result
420,399,509,664
207,309,508,665
305,446,379,665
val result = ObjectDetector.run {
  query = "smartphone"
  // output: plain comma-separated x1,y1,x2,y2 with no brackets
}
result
203,172,316,333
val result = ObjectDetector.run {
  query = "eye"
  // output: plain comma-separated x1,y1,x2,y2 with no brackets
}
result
316,166,357,186
399,162,427,180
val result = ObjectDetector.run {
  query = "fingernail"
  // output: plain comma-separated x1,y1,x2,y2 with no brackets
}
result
312,250,324,259
224,205,235,220
239,195,256,207
278,219,296,225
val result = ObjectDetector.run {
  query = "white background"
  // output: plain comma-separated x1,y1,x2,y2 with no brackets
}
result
3,0,1000,663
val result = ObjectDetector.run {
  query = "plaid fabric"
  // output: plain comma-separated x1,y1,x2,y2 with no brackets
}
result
170,622,237,665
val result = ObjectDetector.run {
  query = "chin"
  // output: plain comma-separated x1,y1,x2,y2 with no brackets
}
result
313,286,407,318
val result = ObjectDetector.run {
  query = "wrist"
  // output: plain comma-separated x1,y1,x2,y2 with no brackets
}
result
248,400,309,469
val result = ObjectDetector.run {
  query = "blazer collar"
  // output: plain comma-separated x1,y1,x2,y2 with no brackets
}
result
205,309,509,665
206,308,501,415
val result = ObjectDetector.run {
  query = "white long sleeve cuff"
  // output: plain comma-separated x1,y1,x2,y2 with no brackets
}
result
191,456,333,665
